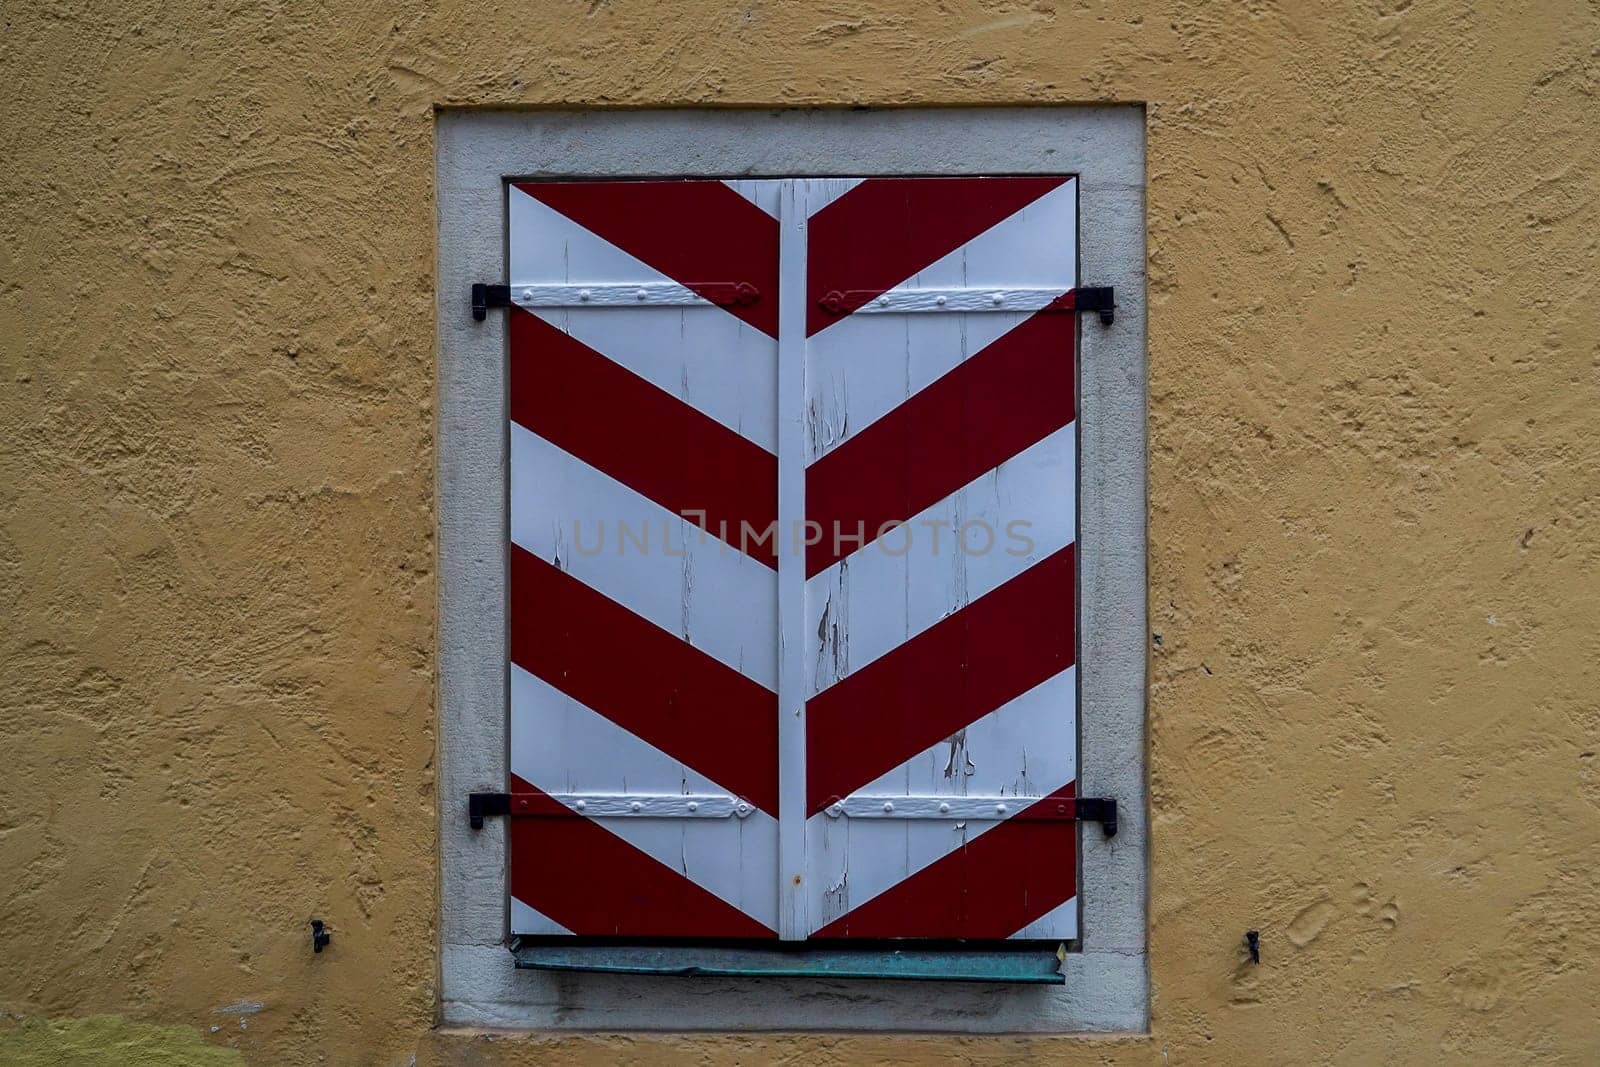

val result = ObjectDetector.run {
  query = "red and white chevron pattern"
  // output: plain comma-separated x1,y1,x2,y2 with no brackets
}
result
506,177,1079,941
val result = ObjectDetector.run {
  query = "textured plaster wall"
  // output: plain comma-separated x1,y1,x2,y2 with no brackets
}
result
1,1,1597,1064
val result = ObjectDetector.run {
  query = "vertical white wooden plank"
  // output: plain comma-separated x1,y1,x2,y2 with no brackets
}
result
775,179,810,940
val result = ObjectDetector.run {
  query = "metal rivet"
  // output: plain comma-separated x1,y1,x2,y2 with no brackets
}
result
635,288,648,301
938,801,950,814
687,800,699,812
578,288,592,302
877,295,890,307
991,292,1004,306
630,800,643,813
995,802,1008,815
827,802,843,818
882,801,894,813
736,802,751,818
573,799,586,811
521,287,535,302
935,295,947,306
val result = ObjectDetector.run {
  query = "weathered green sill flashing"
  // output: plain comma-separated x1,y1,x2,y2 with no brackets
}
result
511,939,1067,984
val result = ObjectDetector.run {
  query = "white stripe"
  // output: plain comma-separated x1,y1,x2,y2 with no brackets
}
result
722,179,783,218
511,421,777,692
510,896,573,937
844,666,1076,801
805,178,1077,462
802,668,1077,936
510,185,778,452
805,421,1075,696
510,665,779,932
1010,895,1078,941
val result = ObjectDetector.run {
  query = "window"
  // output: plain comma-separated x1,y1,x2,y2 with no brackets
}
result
438,108,1147,1032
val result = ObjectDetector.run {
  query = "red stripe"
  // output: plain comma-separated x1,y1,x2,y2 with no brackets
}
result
806,176,1068,336
515,180,779,338
508,774,776,938
511,545,779,816
811,782,1077,939
510,306,777,568
805,544,1074,815
805,309,1074,577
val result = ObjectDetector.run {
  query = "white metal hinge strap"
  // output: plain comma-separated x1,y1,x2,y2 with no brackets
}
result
509,281,760,308
819,287,1071,314
827,794,1076,821
532,793,751,818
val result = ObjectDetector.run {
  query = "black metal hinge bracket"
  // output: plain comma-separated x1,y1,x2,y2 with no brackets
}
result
471,283,512,322
468,791,511,830
1072,286,1116,326
1075,797,1119,837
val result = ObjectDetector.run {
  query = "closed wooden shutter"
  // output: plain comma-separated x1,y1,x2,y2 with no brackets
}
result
504,177,1081,942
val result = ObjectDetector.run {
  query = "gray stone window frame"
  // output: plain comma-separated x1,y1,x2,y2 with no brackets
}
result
435,106,1147,1032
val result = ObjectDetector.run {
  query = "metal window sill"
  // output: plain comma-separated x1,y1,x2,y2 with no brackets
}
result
511,940,1067,984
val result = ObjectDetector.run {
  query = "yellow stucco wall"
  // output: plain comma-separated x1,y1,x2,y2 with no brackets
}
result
3,0,1598,1063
